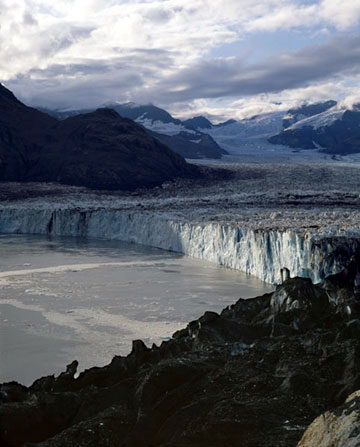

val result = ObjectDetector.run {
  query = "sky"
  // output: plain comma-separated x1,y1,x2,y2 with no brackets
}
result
1,0,360,120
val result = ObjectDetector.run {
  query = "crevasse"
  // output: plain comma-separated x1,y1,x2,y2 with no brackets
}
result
0,207,359,284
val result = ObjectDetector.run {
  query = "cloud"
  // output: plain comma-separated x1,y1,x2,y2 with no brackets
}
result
168,80,354,122
244,0,360,31
136,34,360,104
8,48,177,108
1,0,360,116
2,0,360,80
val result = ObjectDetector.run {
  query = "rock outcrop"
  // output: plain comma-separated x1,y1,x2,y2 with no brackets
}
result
1,258,360,446
298,390,360,447
0,84,199,190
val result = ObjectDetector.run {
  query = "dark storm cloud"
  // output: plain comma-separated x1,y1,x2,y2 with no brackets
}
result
149,34,360,103
10,70,144,109
8,33,360,110
8,48,178,109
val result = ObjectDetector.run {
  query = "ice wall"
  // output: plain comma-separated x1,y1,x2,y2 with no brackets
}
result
0,207,359,284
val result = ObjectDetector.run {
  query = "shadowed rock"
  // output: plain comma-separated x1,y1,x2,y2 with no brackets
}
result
0,84,199,190
1,261,360,446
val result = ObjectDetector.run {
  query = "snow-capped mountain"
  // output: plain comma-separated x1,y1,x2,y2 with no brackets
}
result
285,106,343,131
39,103,228,160
190,111,286,156
109,103,229,159
39,99,360,158
282,100,337,128
109,103,182,127
189,100,359,158
269,103,360,154
185,100,360,158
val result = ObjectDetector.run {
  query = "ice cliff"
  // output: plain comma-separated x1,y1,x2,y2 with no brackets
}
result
0,207,359,284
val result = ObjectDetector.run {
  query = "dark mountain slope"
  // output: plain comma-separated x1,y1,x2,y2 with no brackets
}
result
183,116,237,130
49,109,195,190
215,119,237,128
147,129,227,159
183,116,213,129
0,85,57,181
0,84,198,190
38,103,228,159
110,103,182,125
269,107,360,154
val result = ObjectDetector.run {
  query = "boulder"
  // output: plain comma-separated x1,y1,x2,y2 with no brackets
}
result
298,390,360,447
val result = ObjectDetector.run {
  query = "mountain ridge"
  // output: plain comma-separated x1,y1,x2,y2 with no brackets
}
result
269,103,360,154
0,84,199,190
37,99,360,156
38,103,228,159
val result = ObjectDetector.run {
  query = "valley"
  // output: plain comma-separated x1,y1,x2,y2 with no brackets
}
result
2,2,360,444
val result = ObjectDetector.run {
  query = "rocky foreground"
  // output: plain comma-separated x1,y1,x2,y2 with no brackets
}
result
1,259,360,446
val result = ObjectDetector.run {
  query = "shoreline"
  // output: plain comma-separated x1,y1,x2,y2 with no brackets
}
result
1,259,360,446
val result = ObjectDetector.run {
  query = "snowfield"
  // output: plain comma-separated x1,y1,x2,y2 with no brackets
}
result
195,111,360,162
135,117,197,137
285,104,347,131
0,162,359,284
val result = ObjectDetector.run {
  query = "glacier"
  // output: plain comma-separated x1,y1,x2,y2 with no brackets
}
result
0,207,359,284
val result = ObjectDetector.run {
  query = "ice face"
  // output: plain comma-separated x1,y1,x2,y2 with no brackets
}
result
0,207,358,284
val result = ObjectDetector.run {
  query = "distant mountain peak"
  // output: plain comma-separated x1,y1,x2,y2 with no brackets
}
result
215,119,237,128
282,100,338,129
183,116,213,130
91,108,120,118
269,100,360,155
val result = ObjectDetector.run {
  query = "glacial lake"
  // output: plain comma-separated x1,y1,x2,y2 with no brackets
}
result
0,235,273,385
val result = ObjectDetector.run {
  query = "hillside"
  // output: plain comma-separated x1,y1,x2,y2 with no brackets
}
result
39,103,228,160
0,84,198,190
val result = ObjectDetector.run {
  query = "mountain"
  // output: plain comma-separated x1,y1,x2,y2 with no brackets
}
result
0,84,198,190
147,129,226,159
215,119,237,128
282,100,337,128
0,85,57,181
37,107,94,120
183,116,213,129
39,103,182,125
39,99,360,159
182,116,237,131
182,116,238,132
191,100,360,157
194,111,286,156
110,103,182,125
39,104,228,159
269,103,360,154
